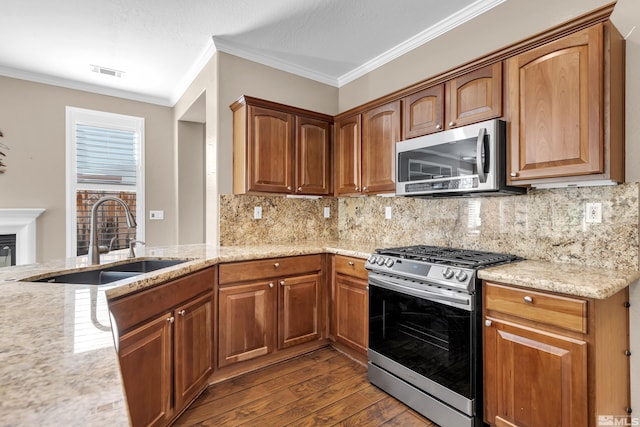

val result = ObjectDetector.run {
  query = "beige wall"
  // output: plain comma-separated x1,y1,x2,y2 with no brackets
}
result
0,76,176,262
173,51,338,244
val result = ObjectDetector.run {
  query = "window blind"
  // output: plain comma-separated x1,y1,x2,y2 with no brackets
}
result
76,124,137,185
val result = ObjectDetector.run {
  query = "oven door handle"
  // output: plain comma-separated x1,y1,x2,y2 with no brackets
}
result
368,274,473,311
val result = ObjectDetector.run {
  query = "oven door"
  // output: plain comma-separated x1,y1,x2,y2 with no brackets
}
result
368,274,479,415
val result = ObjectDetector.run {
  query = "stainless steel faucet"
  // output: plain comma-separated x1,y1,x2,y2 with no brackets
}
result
88,196,137,265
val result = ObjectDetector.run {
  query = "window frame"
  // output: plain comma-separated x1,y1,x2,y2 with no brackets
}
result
65,107,145,258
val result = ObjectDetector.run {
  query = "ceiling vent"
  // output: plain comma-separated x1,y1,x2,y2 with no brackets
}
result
90,65,124,78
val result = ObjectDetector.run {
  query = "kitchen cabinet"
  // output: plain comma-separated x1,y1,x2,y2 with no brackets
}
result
231,96,332,195
506,22,624,186
217,255,323,368
331,255,368,356
335,100,399,196
483,281,630,427
109,267,215,427
402,63,502,138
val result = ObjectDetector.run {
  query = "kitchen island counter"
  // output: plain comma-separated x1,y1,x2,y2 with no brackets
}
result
0,241,374,427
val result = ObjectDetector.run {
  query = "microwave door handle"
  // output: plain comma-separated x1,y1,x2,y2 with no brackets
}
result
476,127,487,183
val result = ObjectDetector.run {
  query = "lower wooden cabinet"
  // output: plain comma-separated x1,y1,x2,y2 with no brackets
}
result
217,255,324,369
108,267,215,427
332,255,369,356
483,281,630,427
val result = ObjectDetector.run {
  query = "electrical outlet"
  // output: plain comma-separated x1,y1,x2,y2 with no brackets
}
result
323,207,331,218
253,206,262,220
385,206,392,219
585,202,602,223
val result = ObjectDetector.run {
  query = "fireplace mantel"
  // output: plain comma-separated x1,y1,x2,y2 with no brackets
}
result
0,208,45,265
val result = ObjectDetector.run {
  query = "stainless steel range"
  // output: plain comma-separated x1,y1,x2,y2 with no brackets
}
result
365,245,521,427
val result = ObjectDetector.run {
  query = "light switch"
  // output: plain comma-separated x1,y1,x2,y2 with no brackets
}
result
149,210,164,220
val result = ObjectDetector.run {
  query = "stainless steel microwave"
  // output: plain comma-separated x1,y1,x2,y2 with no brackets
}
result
396,119,525,197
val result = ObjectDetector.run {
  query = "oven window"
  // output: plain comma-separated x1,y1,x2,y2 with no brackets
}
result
369,285,473,398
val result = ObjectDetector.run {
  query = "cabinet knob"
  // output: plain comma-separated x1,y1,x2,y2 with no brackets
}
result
297,187,302,192
348,261,355,266
269,282,274,288
485,319,492,327
279,280,285,286
355,186,360,191
510,172,519,177
436,124,442,130
363,186,368,192
449,121,456,127
287,186,292,191
178,310,186,316
274,263,280,268
523,296,533,304
167,316,175,323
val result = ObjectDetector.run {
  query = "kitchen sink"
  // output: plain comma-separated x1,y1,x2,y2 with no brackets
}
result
26,258,190,285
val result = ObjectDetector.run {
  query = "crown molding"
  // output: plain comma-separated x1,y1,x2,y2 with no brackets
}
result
169,40,219,106
337,0,506,86
0,65,172,106
212,37,340,87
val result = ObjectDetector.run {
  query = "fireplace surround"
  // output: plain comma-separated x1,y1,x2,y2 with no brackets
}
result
0,208,45,265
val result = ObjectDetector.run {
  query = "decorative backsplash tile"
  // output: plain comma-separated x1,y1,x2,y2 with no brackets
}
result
219,195,338,245
219,183,639,270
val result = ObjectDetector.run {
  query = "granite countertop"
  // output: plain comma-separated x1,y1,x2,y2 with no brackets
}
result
1,241,638,426
0,241,374,427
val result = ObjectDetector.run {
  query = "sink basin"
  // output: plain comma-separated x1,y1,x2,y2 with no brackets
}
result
26,258,190,285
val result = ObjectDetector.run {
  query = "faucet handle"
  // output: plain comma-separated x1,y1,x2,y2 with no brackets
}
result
128,239,146,258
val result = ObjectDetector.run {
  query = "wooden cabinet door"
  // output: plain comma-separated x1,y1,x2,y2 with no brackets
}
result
446,62,502,129
335,114,362,195
118,312,173,427
402,84,444,138
218,281,275,367
247,106,294,193
507,24,603,182
484,318,588,427
335,274,368,355
295,116,331,195
174,292,213,410
278,273,320,349
362,100,400,194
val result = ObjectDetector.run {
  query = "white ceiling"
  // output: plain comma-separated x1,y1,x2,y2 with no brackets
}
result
0,0,504,106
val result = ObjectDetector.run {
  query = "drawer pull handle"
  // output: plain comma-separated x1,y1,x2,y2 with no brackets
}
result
523,296,533,304
485,319,492,327
274,263,280,268
348,261,354,266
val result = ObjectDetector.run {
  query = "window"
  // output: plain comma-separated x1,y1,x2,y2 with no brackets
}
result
66,107,144,257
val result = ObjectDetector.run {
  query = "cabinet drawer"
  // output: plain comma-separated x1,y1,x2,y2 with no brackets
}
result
484,282,587,333
334,255,368,281
109,267,215,333
219,255,322,285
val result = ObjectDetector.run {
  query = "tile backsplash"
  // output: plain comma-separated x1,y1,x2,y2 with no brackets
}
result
219,183,639,270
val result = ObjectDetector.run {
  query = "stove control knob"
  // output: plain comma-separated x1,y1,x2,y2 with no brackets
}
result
368,255,377,264
442,267,455,280
456,270,468,282
377,257,386,266
385,258,395,268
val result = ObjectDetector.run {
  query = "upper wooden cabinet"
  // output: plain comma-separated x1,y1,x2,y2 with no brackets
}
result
231,96,332,195
506,22,624,185
402,63,502,138
335,100,399,196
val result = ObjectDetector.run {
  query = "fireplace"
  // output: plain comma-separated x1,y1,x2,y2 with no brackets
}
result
0,234,16,267
0,209,45,266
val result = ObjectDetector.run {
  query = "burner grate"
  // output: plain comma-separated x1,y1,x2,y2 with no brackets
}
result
376,245,521,268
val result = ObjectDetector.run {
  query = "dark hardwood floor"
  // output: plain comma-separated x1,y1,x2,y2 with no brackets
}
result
174,347,439,426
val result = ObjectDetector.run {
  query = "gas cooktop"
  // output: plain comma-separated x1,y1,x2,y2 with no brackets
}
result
375,245,522,269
